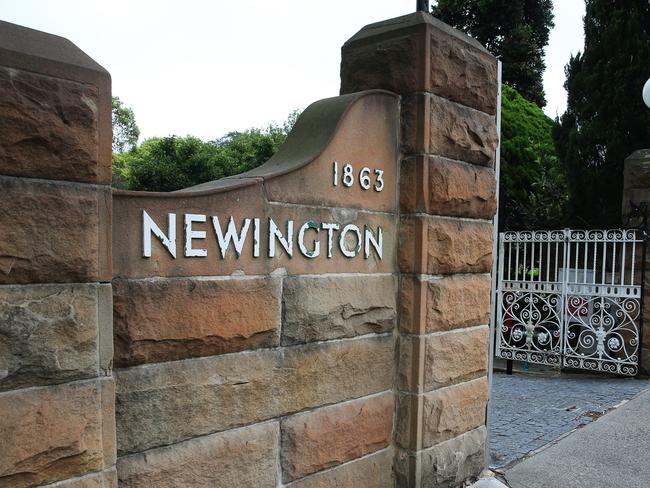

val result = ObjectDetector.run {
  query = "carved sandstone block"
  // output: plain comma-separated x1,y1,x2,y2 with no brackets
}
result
0,378,115,488
280,392,393,482
402,93,497,166
340,13,497,114
399,274,491,334
0,283,111,391
395,427,486,488
39,468,117,488
113,277,281,366
286,448,393,488
399,216,493,275
395,377,488,450
281,274,397,345
398,326,488,392
0,67,107,184
400,156,496,219
115,335,394,454
117,423,278,488
0,176,111,284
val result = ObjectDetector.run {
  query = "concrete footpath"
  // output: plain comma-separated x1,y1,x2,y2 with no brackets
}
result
503,385,650,488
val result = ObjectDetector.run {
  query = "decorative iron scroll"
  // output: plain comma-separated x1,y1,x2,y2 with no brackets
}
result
496,228,643,376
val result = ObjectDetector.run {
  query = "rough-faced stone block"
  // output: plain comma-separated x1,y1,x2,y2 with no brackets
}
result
399,274,491,334
340,13,498,114
402,93,497,166
113,277,281,366
286,448,393,488
117,423,278,488
0,176,111,284
399,216,493,275
399,326,488,392
0,283,110,391
395,427,486,488
39,468,117,487
400,156,496,218
0,67,107,184
115,335,394,455
0,378,115,487
428,28,498,115
281,392,393,482
396,377,487,449
341,33,424,97
281,274,397,345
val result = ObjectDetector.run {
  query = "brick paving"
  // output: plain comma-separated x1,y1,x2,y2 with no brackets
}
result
488,371,650,469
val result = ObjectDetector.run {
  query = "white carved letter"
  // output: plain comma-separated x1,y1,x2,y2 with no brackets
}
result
143,210,176,258
253,218,261,258
184,214,207,257
298,221,321,258
321,223,340,258
212,216,251,259
364,225,383,260
339,224,361,258
268,219,293,258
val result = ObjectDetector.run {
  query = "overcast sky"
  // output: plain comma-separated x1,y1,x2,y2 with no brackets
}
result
2,0,585,141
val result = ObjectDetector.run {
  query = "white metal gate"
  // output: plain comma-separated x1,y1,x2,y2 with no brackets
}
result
495,229,644,376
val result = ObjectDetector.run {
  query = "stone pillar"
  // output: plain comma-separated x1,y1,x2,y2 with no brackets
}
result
0,21,116,487
622,149,650,376
341,13,498,487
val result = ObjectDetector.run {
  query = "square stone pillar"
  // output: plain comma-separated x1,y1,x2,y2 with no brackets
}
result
342,12,498,487
622,149,650,376
0,21,116,487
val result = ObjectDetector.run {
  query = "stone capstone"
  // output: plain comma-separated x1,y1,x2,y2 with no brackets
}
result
0,67,107,184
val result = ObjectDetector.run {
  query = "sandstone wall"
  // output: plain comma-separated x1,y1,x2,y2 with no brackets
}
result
341,12,498,487
1,12,498,488
111,91,401,487
0,21,116,487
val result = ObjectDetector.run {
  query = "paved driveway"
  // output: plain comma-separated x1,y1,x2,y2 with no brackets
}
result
503,385,650,488
488,371,650,469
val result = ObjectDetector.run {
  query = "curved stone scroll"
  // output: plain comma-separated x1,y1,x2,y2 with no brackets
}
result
112,90,399,278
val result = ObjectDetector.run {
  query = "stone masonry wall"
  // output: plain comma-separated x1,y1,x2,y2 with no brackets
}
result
341,13,498,487
111,91,401,487
0,21,116,487
1,12,498,488
622,149,650,376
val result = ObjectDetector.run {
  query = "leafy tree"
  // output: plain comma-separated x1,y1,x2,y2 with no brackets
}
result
500,84,568,230
116,111,300,191
432,0,554,107
112,97,140,153
553,0,650,228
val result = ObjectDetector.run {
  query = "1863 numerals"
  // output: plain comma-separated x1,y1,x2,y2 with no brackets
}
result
332,161,384,192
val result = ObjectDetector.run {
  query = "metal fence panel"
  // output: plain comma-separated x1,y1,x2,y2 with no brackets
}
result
495,229,643,376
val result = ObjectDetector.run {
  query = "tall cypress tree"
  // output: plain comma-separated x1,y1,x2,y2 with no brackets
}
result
432,0,554,107
554,0,650,227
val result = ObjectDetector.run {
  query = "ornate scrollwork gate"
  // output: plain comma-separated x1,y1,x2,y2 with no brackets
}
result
495,229,644,376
